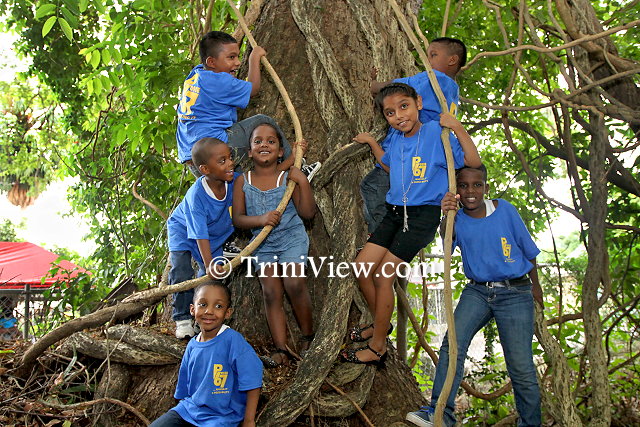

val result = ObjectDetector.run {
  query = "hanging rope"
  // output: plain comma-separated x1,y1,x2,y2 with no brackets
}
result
388,2,459,426
218,0,305,273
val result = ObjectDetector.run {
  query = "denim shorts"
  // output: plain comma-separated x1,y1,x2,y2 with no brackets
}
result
249,229,309,272
368,203,441,262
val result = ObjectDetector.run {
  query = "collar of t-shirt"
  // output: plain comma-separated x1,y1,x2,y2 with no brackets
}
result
201,178,228,201
196,323,229,342
484,199,496,217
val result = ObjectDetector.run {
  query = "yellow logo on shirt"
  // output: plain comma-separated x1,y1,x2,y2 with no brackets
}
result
228,206,232,218
501,238,515,263
212,364,229,393
179,74,200,117
412,156,427,183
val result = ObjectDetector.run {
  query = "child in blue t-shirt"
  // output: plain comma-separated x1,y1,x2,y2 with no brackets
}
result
150,282,262,427
342,83,481,365
362,37,466,233
406,165,542,427
167,137,237,339
231,123,316,367
176,31,299,177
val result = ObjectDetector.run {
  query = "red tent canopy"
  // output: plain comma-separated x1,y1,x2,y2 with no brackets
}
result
0,242,87,290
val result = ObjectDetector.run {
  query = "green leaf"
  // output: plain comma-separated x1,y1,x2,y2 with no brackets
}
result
100,75,111,90
93,76,103,92
93,0,105,14
90,50,101,69
62,0,80,15
109,47,122,63
60,7,79,29
108,71,120,86
101,49,111,65
79,0,89,13
63,420,72,427
42,16,57,37
35,4,57,20
58,17,73,41
86,79,93,95
123,64,134,82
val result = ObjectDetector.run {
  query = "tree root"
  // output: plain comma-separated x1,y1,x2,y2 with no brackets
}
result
38,397,150,426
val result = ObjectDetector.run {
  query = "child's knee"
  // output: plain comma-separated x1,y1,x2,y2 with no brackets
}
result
284,278,307,298
261,283,283,306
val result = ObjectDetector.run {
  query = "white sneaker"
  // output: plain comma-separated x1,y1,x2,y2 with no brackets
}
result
406,406,435,427
175,319,195,339
301,161,321,182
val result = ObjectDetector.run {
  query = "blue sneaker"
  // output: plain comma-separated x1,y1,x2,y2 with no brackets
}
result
406,406,435,427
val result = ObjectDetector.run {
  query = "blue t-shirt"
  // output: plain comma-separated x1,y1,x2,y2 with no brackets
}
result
167,174,237,263
176,65,253,162
394,69,459,121
381,121,464,206
173,327,263,426
453,199,541,282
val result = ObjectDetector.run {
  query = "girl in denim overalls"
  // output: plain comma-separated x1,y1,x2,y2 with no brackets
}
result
232,123,316,367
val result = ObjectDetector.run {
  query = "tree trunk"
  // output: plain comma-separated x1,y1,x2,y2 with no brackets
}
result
232,0,427,424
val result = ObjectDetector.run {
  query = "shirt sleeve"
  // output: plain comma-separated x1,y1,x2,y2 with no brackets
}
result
508,203,541,260
184,191,210,241
232,337,263,392
200,72,252,109
174,343,192,399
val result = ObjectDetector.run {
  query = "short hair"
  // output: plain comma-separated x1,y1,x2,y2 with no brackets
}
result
431,37,467,69
199,31,237,64
249,123,284,149
193,282,232,306
374,83,419,115
191,137,225,167
456,163,488,181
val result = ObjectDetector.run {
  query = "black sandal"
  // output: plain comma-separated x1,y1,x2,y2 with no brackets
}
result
339,344,387,367
259,348,293,369
349,323,394,342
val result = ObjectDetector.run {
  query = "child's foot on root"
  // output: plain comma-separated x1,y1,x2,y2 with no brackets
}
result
260,348,293,368
299,333,315,357
349,323,393,342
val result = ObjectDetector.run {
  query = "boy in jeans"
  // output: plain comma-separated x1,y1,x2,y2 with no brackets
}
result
167,137,237,338
176,31,320,179
406,164,542,427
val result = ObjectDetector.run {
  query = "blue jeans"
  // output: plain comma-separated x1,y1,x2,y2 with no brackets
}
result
169,251,205,321
150,410,195,427
430,282,541,427
359,167,390,233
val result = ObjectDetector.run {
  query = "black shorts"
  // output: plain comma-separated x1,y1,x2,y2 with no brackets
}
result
368,203,441,263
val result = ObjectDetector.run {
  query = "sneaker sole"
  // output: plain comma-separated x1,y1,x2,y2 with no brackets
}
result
405,412,434,427
305,163,321,182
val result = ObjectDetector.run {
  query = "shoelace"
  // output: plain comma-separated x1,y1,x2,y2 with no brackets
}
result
418,406,434,415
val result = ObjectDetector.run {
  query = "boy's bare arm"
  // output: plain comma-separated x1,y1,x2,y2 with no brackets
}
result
196,239,213,276
440,113,482,168
528,259,544,307
247,46,266,97
241,388,261,427
288,166,316,219
353,132,390,173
